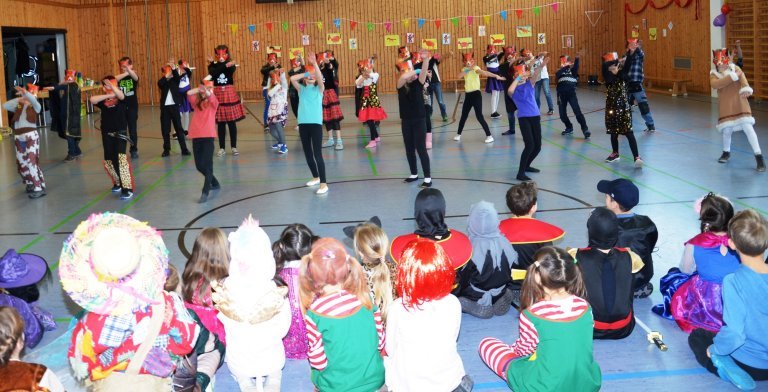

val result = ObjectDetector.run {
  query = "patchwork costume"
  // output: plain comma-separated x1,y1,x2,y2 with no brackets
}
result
3,88,46,196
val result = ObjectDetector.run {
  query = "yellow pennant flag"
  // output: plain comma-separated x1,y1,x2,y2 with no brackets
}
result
402,19,409,28
316,21,323,31
483,15,491,25
229,24,239,34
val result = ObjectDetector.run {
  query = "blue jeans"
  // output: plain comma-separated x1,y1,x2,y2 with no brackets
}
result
535,78,554,111
627,87,655,128
429,81,448,118
262,88,270,125
67,136,81,156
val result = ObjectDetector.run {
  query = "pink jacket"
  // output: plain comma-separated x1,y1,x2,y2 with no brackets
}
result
188,92,219,139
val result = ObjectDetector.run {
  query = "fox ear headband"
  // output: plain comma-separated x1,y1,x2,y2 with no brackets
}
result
712,48,730,66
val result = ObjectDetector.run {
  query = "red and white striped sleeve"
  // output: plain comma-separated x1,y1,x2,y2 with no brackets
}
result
374,308,386,352
304,315,327,371
510,312,539,357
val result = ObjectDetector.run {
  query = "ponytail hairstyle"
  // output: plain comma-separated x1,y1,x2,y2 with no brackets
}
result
299,238,371,313
519,246,586,310
181,227,230,305
396,238,455,309
353,224,393,322
698,192,734,233
272,223,318,287
0,306,24,367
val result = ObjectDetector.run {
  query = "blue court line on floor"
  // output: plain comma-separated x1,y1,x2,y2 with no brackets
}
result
473,367,710,389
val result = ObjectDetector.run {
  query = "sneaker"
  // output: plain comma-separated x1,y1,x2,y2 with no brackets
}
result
516,174,532,181
211,182,221,190
501,130,515,135
605,153,620,163
633,282,654,299
217,149,226,157
171,132,177,140
718,151,730,163
294,125,299,131
232,148,239,156
28,190,46,199
492,288,515,316
584,130,592,140
442,116,449,122
757,154,766,172
306,178,321,186
561,129,574,136
634,156,644,168
322,139,335,148
419,180,432,188
120,190,134,200
547,110,555,115
453,135,461,141
644,125,656,133
375,137,381,143
403,176,419,183
278,144,288,154
264,127,270,133
161,150,170,157
271,143,280,150
64,155,77,162
334,140,344,150
316,185,329,194
490,112,501,118
181,150,191,156
711,352,757,391
198,192,209,203
130,151,139,159
364,140,377,149
25,184,34,193
458,297,493,319
484,136,494,143
110,185,121,193
525,166,540,173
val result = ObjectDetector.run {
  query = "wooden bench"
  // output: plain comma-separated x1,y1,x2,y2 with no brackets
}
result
643,76,690,97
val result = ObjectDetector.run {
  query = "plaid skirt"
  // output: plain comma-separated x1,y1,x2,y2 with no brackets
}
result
213,85,245,123
322,89,344,122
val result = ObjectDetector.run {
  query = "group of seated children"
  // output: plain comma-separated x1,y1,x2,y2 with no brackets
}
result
2,179,767,391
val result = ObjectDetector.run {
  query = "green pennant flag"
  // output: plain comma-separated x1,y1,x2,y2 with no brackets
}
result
533,6,541,16
450,17,459,28
282,21,289,32
367,22,374,32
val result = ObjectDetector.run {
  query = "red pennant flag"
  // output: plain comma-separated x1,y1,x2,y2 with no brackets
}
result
350,20,358,30
435,19,441,29
266,21,273,32
515,9,523,19
299,22,306,32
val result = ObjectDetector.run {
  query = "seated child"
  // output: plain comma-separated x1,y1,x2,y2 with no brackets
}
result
688,209,768,390
385,238,473,392
391,188,472,270
478,246,601,391
499,182,564,293
671,193,739,333
0,306,64,392
598,178,658,298
63,212,199,388
212,216,291,391
352,221,396,324
455,201,519,319
569,207,643,340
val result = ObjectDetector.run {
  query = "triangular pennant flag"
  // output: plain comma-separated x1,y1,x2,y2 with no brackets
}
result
316,21,323,31
230,24,239,34
350,20,358,30
552,3,559,13
385,21,393,33
282,21,289,32
248,25,256,34
435,19,441,29
367,22,374,32
533,6,541,16
500,11,508,21
299,22,306,32
450,17,458,28
402,19,410,28
467,16,473,25
418,19,425,29
333,18,341,29
515,9,523,19
483,15,491,25
265,22,273,32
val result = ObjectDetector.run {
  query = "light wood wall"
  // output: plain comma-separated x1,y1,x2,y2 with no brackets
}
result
726,0,768,99
611,0,711,93
2,0,718,107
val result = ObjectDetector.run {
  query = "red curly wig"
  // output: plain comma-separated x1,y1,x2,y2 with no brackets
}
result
396,238,455,308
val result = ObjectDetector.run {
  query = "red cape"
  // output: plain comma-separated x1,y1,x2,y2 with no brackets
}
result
499,217,565,244
389,231,472,270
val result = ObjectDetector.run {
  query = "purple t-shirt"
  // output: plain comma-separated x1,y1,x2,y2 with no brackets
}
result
511,82,539,118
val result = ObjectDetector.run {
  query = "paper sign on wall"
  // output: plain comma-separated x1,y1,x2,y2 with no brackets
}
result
267,46,281,57
537,33,546,44
649,27,657,41
516,26,532,38
457,37,473,50
478,26,486,37
252,40,260,52
407,33,415,44
327,33,342,45
489,34,505,46
562,35,574,48
288,48,304,59
442,33,451,45
385,35,401,47
422,38,438,49
349,38,358,50
302,35,310,46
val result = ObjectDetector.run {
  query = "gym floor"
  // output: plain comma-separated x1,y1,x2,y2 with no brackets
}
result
3,85,766,391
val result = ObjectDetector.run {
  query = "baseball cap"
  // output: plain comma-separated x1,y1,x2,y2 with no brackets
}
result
597,178,639,210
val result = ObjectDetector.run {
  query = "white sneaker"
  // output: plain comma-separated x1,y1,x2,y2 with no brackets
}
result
484,136,494,143
294,125,299,131
232,148,239,156
453,135,461,141
316,185,329,194
217,149,226,157
306,178,321,186
634,157,644,168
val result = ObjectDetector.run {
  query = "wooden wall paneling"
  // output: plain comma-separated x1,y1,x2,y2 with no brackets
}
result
727,0,767,99
613,0,711,94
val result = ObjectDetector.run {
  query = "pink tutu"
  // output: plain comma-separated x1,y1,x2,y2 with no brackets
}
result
670,274,724,333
